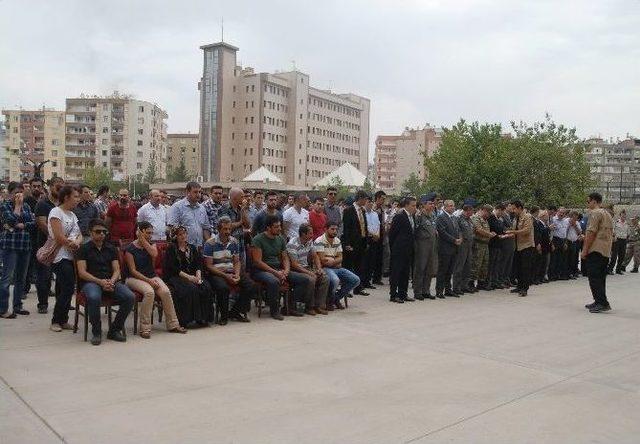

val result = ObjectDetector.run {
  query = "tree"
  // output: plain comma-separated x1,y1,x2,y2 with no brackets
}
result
316,176,351,200
143,157,158,184
401,172,429,197
424,117,592,206
362,178,374,193
83,167,115,192
168,157,189,183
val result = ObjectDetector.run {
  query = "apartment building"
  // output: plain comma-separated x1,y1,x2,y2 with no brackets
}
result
0,119,9,181
65,94,168,182
2,109,66,181
375,124,442,194
198,42,370,186
167,133,200,179
585,137,640,203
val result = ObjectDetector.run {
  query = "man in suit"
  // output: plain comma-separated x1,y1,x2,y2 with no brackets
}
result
436,199,462,297
388,196,417,303
341,190,370,296
371,190,387,285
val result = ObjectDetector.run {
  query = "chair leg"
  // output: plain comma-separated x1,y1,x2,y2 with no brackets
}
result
133,302,138,335
257,289,263,318
107,305,113,331
73,297,79,334
83,306,88,342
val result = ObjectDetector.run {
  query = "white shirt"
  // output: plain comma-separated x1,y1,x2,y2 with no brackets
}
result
566,221,582,242
137,201,168,240
365,209,380,236
48,207,81,263
282,206,309,241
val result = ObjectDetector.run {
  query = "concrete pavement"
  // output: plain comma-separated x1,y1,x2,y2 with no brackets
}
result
1,273,639,443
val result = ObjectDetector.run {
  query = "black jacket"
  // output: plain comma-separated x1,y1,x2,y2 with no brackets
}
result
342,204,368,249
389,210,414,255
436,212,460,255
488,214,505,249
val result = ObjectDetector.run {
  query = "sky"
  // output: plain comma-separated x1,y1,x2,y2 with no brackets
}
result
1,0,639,162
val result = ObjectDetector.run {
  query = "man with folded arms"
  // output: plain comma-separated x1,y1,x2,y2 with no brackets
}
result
76,219,135,345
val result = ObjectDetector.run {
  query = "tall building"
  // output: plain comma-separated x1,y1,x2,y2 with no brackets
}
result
2,109,65,181
65,94,168,182
198,42,370,186
0,119,9,181
375,125,442,194
585,137,640,203
167,133,200,180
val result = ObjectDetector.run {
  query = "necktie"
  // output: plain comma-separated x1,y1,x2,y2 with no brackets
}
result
359,207,366,237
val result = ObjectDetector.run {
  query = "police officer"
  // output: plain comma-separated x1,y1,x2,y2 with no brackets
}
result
452,204,475,296
413,194,438,300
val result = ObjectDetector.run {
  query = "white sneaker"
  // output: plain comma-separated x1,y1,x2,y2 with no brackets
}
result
50,324,62,332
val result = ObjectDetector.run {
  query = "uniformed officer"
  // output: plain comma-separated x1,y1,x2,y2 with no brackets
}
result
622,216,640,272
470,204,496,290
452,204,475,295
413,194,438,300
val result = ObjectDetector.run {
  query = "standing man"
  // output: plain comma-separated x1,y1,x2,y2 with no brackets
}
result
371,190,386,286
221,188,251,265
73,185,100,242
203,185,225,235
413,195,438,300
341,190,370,296
308,197,327,239
137,189,168,242
487,204,506,289
282,193,309,241
435,199,461,298
469,205,495,291
452,205,475,296
167,181,211,249
582,193,614,313
105,189,137,243
610,210,630,274
248,190,266,227
362,200,380,290
388,196,417,303
505,200,535,297
622,216,640,273
566,211,583,279
94,185,110,219
549,208,570,280
500,202,517,286
252,191,283,236
324,187,342,236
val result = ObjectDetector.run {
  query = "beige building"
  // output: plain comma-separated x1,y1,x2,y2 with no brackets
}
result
375,125,442,194
585,137,640,203
198,42,370,186
167,133,200,179
65,93,168,182
2,109,66,181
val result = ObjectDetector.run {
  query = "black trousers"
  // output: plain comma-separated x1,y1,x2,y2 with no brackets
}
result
371,238,384,283
585,252,609,306
550,237,567,278
514,247,535,291
567,241,579,276
488,247,502,286
609,238,627,272
436,251,457,293
536,252,550,281
207,273,254,321
390,248,412,299
344,238,368,292
51,259,75,326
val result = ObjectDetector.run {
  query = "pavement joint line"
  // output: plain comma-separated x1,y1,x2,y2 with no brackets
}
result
403,347,640,443
0,374,67,443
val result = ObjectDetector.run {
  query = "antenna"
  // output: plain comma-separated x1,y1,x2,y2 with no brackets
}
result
221,17,224,42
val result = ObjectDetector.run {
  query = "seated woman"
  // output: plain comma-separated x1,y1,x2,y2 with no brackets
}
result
163,225,214,328
124,221,187,339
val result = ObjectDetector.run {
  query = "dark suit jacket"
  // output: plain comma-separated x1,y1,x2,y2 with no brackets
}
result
389,210,414,255
342,204,368,250
436,212,460,255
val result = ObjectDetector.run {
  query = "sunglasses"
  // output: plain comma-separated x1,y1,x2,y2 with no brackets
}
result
327,192,336,196
92,229,108,235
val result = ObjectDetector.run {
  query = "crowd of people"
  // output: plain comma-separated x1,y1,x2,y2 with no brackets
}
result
0,176,638,346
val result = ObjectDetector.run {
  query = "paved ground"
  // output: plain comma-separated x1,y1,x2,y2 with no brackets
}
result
1,273,640,444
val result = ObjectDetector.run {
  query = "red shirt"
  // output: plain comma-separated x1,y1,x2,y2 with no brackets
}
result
309,210,327,239
106,202,137,241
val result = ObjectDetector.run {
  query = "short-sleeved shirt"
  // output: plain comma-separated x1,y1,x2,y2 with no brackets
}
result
168,198,211,248
251,232,286,270
324,203,342,230
314,233,342,262
309,210,327,238
137,202,168,240
73,201,100,237
252,209,283,235
203,199,224,234
282,206,309,241
48,207,81,263
286,237,314,268
77,241,118,284
586,208,614,258
106,202,137,241
203,234,239,274
35,198,56,248
125,243,156,278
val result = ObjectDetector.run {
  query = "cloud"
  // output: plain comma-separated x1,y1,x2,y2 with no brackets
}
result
1,0,639,161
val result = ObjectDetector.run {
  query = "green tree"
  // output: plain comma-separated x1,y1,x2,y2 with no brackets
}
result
401,172,429,197
424,117,592,206
143,157,158,184
168,157,189,183
83,167,115,192
317,176,351,200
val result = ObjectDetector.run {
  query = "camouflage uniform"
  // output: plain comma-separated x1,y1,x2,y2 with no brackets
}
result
471,214,491,284
622,222,640,270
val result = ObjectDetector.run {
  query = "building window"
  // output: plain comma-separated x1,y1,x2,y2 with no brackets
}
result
139,106,144,112
138,129,143,135
103,162,108,167
137,140,143,146
137,162,142,169
102,150,107,156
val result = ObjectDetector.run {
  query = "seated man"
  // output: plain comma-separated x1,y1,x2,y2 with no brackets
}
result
286,224,330,315
203,216,254,324
76,219,135,345
250,214,313,320
314,221,360,310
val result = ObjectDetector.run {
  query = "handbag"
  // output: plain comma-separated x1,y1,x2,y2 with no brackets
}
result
36,237,62,267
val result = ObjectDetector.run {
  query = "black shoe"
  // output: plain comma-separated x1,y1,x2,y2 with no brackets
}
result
589,304,611,313
454,290,464,296
14,309,30,316
90,333,102,346
405,296,416,302
217,318,229,325
542,278,549,283
444,290,454,297
425,294,436,300
415,295,425,301
364,285,376,290
107,329,126,342
616,270,624,275
231,312,251,323
355,290,370,296
436,293,445,299
585,302,597,309
288,310,304,317
519,291,527,297
373,280,384,285
37,306,48,314
510,288,521,294
631,269,638,273
448,293,461,298
395,298,405,304
271,311,284,320
607,271,614,276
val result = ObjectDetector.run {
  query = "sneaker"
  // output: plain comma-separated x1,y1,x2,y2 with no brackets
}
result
589,304,612,313
585,302,597,309
50,324,62,332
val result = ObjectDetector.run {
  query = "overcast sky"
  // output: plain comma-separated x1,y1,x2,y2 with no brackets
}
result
1,0,639,161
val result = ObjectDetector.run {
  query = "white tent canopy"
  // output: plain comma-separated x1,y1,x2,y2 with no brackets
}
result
241,166,282,183
314,162,367,187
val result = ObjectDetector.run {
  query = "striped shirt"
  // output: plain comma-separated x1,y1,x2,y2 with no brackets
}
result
202,233,238,273
286,237,314,268
313,233,342,260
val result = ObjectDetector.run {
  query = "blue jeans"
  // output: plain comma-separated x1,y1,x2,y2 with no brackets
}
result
0,249,30,313
252,271,283,315
324,267,360,303
82,282,135,335
51,259,75,326
251,270,313,313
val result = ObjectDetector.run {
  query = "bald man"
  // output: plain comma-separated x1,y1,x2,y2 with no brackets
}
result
137,189,168,241
105,188,137,242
